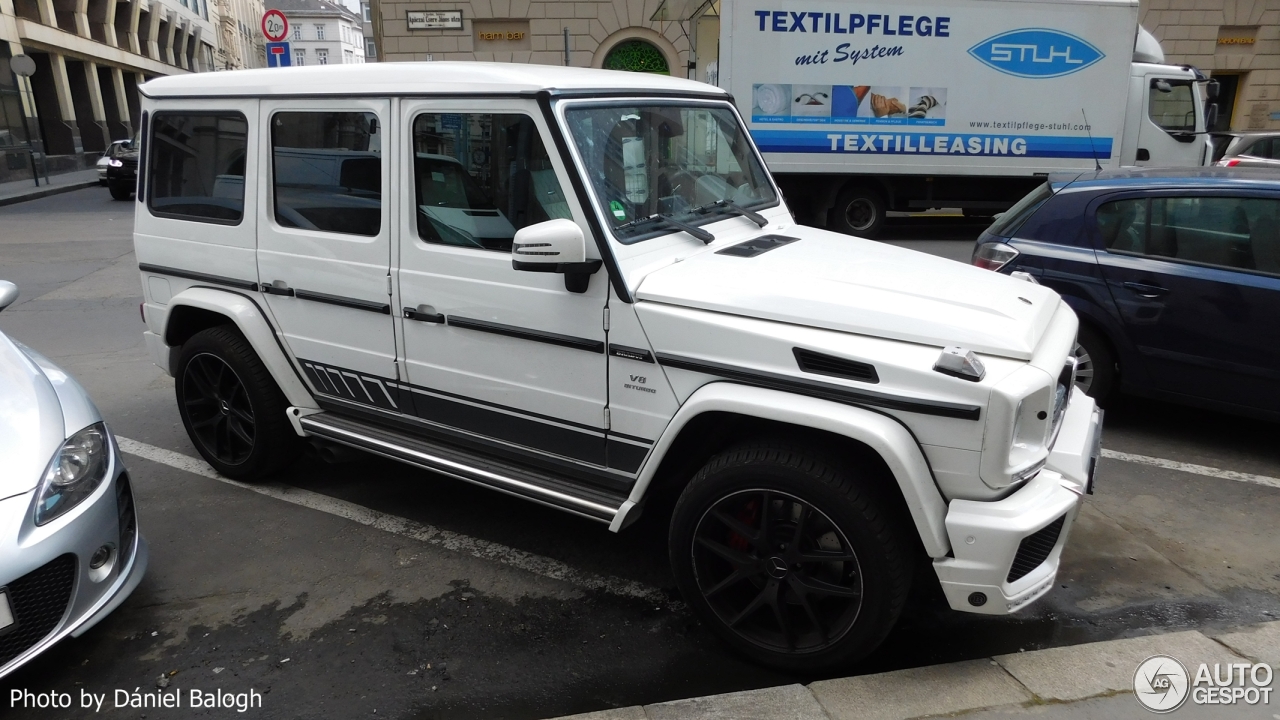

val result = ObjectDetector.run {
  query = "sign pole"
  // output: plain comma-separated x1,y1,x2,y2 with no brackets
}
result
9,55,47,188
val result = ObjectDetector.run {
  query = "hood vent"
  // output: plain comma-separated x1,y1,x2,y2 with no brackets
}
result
716,234,799,258
793,348,879,384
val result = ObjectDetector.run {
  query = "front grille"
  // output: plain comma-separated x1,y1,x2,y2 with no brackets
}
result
1007,515,1066,583
793,348,879,383
0,554,77,668
116,473,137,566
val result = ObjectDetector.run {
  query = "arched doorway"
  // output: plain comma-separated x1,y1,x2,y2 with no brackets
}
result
602,39,670,74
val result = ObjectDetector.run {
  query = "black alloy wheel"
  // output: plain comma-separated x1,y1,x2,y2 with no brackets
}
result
182,352,256,466
692,489,863,654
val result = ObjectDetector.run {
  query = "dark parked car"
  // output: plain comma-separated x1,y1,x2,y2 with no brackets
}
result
106,144,139,201
972,167,1280,420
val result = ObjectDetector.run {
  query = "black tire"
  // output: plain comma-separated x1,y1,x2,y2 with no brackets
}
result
669,441,913,671
175,325,301,480
829,186,886,238
1073,324,1116,404
108,180,132,200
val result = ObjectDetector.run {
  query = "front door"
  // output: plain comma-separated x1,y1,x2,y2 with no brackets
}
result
394,100,616,482
1094,193,1280,413
256,99,401,412
1135,76,1201,166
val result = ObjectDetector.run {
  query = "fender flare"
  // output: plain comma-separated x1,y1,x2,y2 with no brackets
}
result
159,287,318,409
613,382,951,557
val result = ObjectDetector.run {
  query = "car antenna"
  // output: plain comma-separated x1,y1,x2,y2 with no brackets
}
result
1081,109,1103,174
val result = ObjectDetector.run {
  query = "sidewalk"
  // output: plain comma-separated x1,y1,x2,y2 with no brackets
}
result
554,621,1280,720
0,168,100,207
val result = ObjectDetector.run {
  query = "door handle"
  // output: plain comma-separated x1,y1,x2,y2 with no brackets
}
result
262,282,294,297
1122,281,1168,298
403,306,445,323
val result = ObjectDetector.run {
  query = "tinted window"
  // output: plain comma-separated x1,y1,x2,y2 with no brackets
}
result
1148,79,1196,133
411,113,571,252
1100,196,1280,275
987,182,1052,238
1243,138,1276,159
272,111,382,236
148,112,247,223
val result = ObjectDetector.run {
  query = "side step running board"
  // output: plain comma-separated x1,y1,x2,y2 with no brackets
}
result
299,412,628,524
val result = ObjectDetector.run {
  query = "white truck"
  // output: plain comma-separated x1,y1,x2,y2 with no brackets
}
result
716,0,1219,236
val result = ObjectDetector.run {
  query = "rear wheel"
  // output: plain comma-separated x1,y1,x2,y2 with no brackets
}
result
175,325,300,479
829,186,886,239
669,441,912,671
1073,324,1116,403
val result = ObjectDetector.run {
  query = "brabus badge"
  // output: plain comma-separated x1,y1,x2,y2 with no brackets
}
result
968,28,1104,78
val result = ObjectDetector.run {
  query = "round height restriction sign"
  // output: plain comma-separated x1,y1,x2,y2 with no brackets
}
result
262,9,288,42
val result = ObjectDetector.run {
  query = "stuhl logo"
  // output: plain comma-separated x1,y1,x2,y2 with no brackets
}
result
969,28,1104,78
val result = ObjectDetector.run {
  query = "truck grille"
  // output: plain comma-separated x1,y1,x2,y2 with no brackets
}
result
0,554,77,668
116,473,137,566
1007,515,1066,583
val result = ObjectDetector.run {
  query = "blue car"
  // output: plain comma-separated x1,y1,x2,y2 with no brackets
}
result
972,168,1280,420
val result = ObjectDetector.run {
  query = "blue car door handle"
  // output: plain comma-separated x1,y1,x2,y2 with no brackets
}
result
1122,281,1169,298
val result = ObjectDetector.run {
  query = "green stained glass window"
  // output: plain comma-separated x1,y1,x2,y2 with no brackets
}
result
603,40,669,75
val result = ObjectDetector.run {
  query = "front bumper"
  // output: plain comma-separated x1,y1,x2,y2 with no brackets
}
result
933,388,1102,615
0,437,147,679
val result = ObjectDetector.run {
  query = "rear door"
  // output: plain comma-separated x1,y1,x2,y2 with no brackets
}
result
1093,192,1280,412
256,99,401,411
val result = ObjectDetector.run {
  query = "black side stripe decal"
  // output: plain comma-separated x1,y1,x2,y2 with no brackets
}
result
301,361,403,412
656,353,982,421
447,316,605,353
138,263,258,291
294,289,391,315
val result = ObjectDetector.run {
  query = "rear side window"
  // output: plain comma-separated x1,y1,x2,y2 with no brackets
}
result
272,111,382,237
986,182,1052,238
148,112,247,224
1099,196,1280,275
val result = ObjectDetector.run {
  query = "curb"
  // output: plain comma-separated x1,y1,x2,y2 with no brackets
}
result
0,180,100,207
550,620,1279,720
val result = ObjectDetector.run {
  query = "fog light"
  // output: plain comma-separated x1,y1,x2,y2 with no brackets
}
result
90,545,112,569
968,592,988,607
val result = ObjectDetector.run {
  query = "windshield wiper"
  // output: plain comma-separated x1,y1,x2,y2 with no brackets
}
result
690,199,769,228
615,213,715,244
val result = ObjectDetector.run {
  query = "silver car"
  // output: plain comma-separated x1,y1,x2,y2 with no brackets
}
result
1212,131,1280,169
0,281,147,679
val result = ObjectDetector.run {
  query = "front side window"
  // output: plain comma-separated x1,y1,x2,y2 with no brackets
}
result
563,103,776,243
1099,195,1280,274
1148,79,1196,134
272,111,381,236
147,112,247,224
411,113,572,252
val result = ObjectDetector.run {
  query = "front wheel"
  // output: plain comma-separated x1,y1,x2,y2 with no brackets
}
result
829,186,886,239
669,441,913,671
175,325,300,480
1073,324,1116,404
108,180,132,200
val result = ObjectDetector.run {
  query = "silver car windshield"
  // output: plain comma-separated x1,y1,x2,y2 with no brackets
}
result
563,103,777,243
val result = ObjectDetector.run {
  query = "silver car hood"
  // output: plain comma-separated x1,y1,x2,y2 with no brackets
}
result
0,333,75,499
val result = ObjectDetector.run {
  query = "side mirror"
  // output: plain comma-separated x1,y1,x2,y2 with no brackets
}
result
511,219,602,293
0,281,18,312
1155,79,1173,93
1205,103,1219,131
1206,78,1221,100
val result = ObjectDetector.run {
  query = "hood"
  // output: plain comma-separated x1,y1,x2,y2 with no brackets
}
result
0,333,67,499
635,228,1062,360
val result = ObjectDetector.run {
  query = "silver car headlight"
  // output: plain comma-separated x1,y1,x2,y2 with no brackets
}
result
35,423,111,526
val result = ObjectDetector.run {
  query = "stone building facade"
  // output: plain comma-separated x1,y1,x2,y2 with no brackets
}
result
1138,0,1278,130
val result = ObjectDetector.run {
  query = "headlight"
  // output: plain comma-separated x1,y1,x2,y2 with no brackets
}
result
35,423,111,526
108,158,123,167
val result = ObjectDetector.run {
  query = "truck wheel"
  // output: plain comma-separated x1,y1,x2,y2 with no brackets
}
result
108,180,132,201
669,441,913,671
830,186,886,238
1073,324,1116,404
175,325,300,480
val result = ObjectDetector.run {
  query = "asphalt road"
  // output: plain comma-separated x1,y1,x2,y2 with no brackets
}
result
1,189,1277,719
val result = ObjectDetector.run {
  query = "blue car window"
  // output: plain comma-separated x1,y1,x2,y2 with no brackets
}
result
1103,196,1280,275
1097,198,1148,254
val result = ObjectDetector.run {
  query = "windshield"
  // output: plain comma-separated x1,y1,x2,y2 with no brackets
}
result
563,103,777,243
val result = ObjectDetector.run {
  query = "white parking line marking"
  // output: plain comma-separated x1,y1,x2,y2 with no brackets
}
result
1102,449,1280,490
115,437,675,609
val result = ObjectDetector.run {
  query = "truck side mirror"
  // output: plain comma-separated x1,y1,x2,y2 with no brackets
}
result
1155,79,1173,93
1206,104,1219,131
1206,79,1220,100
511,219,602,293
0,281,18,312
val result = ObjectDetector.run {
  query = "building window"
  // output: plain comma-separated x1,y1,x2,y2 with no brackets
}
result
148,113,249,224
361,2,370,21
602,40,670,74
293,26,301,40
272,111,382,236
295,49,305,66
316,49,328,64
314,24,325,40
365,38,376,59
344,49,353,63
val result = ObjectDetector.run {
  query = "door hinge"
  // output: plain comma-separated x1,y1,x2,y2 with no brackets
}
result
603,407,611,430
386,274,393,296
603,307,610,331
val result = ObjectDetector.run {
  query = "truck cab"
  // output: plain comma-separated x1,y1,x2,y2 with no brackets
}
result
133,62,1102,671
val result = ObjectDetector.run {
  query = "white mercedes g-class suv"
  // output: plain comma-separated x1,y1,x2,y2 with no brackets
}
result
133,63,1101,670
